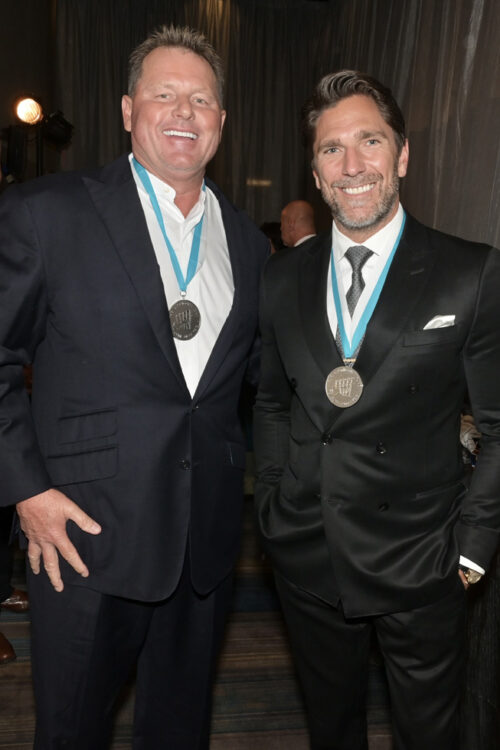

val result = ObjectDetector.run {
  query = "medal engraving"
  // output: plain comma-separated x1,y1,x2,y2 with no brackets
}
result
325,366,364,408
169,299,201,340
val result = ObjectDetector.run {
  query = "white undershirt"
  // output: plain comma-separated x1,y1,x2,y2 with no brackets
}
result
325,202,483,575
130,154,234,397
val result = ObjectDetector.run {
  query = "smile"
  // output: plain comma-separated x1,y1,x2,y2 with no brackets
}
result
342,183,375,195
162,129,198,139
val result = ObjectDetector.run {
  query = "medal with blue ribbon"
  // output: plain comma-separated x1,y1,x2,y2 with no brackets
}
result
133,157,205,340
325,213,406,407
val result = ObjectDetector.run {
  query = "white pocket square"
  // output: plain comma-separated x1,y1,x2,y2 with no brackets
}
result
423,315,456,330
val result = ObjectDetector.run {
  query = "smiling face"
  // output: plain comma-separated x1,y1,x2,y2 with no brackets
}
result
121,46,226,192
312,94,409,242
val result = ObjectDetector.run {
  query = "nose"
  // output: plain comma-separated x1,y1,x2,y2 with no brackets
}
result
342,146,365,176
173,95,194,119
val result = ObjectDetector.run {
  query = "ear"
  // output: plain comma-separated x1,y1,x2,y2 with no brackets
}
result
397,139,409,178
220,109,226,133
122,95,132,133
312,168,321,191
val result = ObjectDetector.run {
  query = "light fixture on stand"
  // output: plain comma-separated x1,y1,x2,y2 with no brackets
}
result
12,95,73,178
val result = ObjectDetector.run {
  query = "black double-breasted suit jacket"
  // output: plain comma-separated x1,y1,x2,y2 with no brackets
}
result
254,213,500,618
0,155,268,601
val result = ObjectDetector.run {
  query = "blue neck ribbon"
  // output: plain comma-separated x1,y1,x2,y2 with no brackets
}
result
132,157,205,295
331,212,406,358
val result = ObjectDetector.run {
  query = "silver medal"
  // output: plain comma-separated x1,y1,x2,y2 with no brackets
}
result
169,299,201,340
325,366,364,408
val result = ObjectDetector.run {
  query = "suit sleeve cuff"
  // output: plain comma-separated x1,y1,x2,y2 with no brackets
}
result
459,555,485,575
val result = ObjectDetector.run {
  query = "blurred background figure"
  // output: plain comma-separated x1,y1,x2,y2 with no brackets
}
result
280,200,316,247
260,221,283,253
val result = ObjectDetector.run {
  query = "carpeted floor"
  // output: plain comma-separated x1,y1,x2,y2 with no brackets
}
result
0,497,393,749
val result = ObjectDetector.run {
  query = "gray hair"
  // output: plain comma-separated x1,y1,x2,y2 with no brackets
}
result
302,70,406,154
127,25,224,105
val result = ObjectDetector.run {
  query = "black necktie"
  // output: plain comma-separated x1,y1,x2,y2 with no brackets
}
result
344,245,373,317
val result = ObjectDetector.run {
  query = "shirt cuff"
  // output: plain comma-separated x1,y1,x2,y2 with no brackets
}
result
459,555,485,575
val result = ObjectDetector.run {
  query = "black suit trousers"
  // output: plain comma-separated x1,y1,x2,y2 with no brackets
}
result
0,507,14,603
274,571,467,750
28,556,233,750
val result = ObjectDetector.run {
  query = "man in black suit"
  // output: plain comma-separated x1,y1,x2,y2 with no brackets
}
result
0,25,267,748
254,70,500,749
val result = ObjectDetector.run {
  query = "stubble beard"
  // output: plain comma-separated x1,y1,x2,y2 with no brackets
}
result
322,164,400,234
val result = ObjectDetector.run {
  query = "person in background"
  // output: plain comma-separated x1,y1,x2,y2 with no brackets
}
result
0,24,268,749
260,221,284,253
254,69,500,750
280,199,316,247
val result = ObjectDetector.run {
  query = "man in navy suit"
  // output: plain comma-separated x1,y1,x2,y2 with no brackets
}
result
254,70,500,749
0,25,267,748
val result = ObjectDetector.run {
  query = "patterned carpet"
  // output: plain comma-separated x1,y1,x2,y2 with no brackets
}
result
0,498,393,749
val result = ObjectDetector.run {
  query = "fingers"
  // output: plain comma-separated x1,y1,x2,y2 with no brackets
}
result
41,543,64,592
17,488,100,593
67,504,101,536
458,569,469,590
27,542,42,575
55,535,90,580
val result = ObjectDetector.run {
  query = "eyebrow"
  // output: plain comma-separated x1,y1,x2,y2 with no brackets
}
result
148,81,213,93
316,129,389,151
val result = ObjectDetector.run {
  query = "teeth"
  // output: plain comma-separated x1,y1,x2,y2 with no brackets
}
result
163,129,197,139
343,184,374,195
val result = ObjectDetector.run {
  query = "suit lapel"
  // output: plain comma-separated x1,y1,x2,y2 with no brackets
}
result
299,233,343,380
83,156,188,395
354,215,435,383
325,214,436,429
296,216,436,431
192,182,247,401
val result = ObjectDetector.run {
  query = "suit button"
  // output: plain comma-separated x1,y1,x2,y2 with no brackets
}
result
179,459,191,470
321,433,332,445
290,378,297,389
376,442,387,454
408,384,419,394
378,503,389,511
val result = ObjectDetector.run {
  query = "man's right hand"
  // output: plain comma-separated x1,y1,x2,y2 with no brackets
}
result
16,489,101,593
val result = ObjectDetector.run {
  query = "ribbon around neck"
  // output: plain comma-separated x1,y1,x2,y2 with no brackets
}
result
331,212,406,358
133,157,205,295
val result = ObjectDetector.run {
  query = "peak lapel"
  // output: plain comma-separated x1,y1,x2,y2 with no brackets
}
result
353,215,435,386
299,234,343,380
297,235,346,433
319,215,436,431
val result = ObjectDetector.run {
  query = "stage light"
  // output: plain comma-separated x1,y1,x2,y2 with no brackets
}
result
7,94,74,179
15,97,44,125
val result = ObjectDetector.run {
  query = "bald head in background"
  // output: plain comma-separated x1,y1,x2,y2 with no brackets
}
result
281,200,316,247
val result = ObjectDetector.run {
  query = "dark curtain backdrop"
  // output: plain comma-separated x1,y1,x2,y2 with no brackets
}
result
54,0,500,247
14,1,500,748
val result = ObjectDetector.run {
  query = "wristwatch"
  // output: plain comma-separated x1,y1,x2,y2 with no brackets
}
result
460,567,483,585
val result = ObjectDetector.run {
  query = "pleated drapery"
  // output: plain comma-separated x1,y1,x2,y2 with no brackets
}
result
54,0,500,247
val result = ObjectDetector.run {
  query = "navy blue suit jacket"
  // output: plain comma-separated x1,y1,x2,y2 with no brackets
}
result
0,155,268,600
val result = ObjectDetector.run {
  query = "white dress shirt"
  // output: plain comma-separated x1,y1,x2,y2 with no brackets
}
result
326,204,404,348
130,155,234,397
295,233,316,246
325,202,483,575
